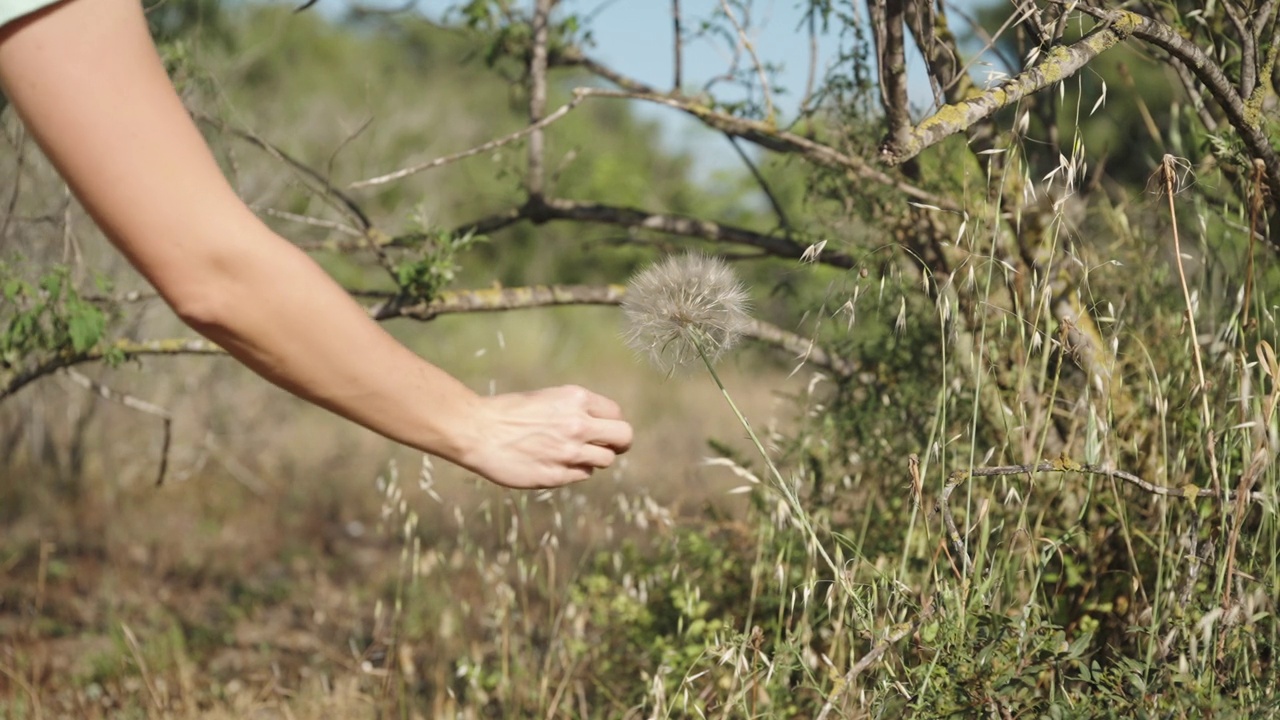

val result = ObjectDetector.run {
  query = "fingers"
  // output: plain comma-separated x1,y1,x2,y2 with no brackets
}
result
554,385,633,452
575,442,618,470
583,390,624,420
586,417,633,453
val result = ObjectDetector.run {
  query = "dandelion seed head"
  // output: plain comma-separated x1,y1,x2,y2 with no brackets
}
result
622,253,751,372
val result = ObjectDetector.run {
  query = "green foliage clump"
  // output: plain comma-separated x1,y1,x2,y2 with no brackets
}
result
1,264,108,367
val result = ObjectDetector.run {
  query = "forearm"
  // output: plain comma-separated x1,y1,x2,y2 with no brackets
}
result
187,223,483,463
0,0,479,461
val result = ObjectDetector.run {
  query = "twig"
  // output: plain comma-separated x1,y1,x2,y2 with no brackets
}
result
63,368,173,486
194,112,372,232
346,94,586,189
717,0,774,120
937,470,974,576
550,45,664,95
814,603,936,720
254,206,363,237
724,135,790,233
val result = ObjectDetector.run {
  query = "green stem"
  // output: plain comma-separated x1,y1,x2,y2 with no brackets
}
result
694,338,844,581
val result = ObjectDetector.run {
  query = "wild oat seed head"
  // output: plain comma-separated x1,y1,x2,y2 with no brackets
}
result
622,253,751,372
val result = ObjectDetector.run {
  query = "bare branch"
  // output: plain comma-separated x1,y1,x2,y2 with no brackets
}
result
3,288,857,401
1,338,224,402
527,0,553,199
725,135,791,233
672,0,683,92
373,283,626,321
550,46,666,95
347,93,586,189
573,87,960,211
63,368,172,486
879,13,1133,165
871,0,912,145
717,0,775,119
520,196,857,267
954,460,1266,502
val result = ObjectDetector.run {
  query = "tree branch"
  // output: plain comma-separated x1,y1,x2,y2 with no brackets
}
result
518,196,857,267
347,92,586,190
3,287,855,401
527,0,553,199
879,12,1136,165
1073,6,1280,229
871,0,912,147
573,87,959,211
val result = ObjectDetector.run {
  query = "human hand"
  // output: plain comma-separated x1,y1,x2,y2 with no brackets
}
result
454,385,634,489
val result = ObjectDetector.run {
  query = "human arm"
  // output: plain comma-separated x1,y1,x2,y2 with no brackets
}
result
0,0,632,488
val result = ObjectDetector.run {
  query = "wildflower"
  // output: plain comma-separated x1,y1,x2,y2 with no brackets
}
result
622,253,751,372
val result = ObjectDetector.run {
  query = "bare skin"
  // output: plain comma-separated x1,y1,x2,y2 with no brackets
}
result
0,0,632,489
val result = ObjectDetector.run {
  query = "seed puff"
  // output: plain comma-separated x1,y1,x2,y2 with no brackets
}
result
622,253,751,373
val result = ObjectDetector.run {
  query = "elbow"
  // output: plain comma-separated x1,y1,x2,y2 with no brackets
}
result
169,287,233,336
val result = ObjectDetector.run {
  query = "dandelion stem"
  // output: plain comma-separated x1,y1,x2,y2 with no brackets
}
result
693,336,844,581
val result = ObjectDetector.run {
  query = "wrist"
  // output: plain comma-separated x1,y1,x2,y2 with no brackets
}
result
414,376,487,469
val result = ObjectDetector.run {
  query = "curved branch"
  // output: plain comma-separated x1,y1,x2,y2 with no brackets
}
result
573,88,959,211
1074,7,1280,230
